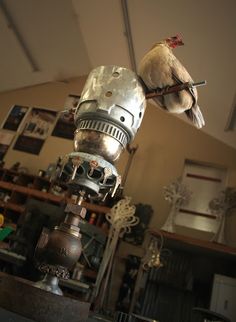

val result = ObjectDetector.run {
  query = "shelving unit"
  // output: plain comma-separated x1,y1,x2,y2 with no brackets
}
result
0,167,110,231
0,167,112,296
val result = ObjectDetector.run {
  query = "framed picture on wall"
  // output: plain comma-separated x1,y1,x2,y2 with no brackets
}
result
51,112,76,140
13,136,45,155
51,94,79,140
13,107,57,155
0,131,15,160
2,105,29,131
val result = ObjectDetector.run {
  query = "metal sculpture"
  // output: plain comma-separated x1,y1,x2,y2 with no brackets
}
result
161,178,192,233
209,187,236,244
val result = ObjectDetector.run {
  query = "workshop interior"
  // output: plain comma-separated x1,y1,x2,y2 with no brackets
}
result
0,1,236,322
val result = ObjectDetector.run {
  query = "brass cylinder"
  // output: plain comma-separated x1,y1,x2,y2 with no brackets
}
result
41,228,82,269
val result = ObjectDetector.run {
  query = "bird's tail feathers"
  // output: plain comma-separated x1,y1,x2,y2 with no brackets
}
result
185,105,205,129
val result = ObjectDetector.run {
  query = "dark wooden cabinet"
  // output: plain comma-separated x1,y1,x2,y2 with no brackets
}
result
130,230,236,322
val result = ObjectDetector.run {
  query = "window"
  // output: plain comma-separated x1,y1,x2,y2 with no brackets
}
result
175,159,228,234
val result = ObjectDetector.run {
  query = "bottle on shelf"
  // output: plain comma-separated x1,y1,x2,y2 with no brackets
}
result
88,213,97,225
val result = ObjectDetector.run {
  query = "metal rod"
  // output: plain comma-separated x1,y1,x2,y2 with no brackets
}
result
145,80,207,99
121,0,137,72
193,80,207,87
77,190,85,205
121,144,138,187
0,1,40,72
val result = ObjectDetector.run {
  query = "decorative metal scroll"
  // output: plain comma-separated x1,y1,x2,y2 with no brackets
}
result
209,187,236,244
93,197,138,308
142,232,171,270
161,178,192,233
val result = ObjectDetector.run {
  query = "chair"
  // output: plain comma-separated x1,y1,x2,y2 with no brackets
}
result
192,307,231,322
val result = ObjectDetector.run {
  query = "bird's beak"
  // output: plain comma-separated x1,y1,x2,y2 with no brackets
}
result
177,39,184,46
166,36,184,48
170,36,184,47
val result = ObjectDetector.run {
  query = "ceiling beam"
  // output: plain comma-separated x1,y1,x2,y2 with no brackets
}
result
0,0,40,72
121,0,137,72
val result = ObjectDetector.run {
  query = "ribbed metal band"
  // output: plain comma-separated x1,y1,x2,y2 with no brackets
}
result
77,119,128,147
36,263,70,279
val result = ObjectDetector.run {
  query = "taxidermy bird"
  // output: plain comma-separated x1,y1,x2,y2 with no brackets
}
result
138,35,205,128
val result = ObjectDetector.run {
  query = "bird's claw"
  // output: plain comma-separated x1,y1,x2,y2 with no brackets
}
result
162,85,171,95
154,87,163,94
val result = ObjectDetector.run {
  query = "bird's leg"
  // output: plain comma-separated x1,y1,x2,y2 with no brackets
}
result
160,85,171,95
152,85,173,96
144,86,163,95
147,86,167,96
154,86,164,93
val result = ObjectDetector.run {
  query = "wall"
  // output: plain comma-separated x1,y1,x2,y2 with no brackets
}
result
0,77,86,173
1,77,236,310
113,100,236,310
125,104,236,235
0,77,236,241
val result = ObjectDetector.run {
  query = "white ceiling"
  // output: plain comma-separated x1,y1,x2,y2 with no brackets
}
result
1,0,236,149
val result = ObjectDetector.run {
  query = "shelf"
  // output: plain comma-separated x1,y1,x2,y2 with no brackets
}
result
0,201,24,213
149,229,236,260
0,180,111,214
0,169,110,298
59,278,90,293
82,268,97,279
0,248,26,266
0,241,9,249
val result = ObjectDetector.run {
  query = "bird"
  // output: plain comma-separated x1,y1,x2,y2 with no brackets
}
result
138,34,205,128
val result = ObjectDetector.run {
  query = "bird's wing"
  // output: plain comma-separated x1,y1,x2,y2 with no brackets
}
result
185,105,205,128
170,59,205,128
171,66,197,106
138,64,167,109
